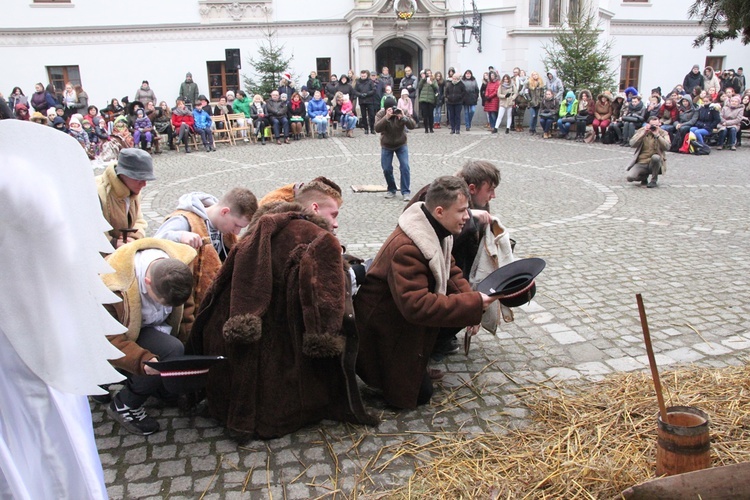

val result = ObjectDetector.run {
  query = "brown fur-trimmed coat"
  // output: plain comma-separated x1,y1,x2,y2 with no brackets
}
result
186,203,377,439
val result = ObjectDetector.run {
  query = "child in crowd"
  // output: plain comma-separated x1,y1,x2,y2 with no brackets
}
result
381,85,395,108
340,94,358,137
133,108,153,150
397,88,413,118
192,96,216,152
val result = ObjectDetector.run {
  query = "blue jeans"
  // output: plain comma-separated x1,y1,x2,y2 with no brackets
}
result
311,115,328,134
271,116,289,138
540,116,554,133
381,145,410,195
717,126,737,146
487,111,498,128
529,106,539,131
557,118,573,135
341,114,358,130
690,127,711,144
434,104,442,124
464,105,476,128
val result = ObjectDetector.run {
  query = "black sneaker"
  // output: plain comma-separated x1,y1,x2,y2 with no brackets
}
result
107,396,160,435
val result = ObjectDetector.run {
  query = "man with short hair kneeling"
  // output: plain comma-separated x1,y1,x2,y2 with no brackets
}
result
355,176,500,409
627,115,670,188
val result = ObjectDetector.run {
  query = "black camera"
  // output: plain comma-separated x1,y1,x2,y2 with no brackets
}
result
391,107,402,115
649,125,657,131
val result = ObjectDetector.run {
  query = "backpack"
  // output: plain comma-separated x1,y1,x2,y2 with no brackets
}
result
601,127,617,144
679,131,695,154
691,140,711,155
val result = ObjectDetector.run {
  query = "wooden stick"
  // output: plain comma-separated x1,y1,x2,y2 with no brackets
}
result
636,293,669,425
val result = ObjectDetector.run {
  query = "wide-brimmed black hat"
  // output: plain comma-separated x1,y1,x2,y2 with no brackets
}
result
144,355,226,394
476,258,546,307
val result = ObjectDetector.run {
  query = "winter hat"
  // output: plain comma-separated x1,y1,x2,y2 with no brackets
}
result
301,86,308,91
198,95,209,104
136,108,144,117
142,80,149,84
52,116,66,129
68,117,82,129
225,90,235,99
283,72,291,81
692,64,700,70
46,108,57,120
401,88,409,96
383,96,397,109
31,111,48,124
115,148,156,181
186,72,192,78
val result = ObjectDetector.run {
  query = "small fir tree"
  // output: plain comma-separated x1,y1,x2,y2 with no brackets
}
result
542,9,616,96
243,27,294,99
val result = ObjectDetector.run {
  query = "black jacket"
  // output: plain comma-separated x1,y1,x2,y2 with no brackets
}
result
354,78,377,106
444,81,466,106
399,74,417,100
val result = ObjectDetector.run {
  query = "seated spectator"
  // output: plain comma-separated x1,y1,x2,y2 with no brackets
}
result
225,90,236,108
102,239,196,435
613,94,646,146
193,95,216,152
92,115,110,144
102,98,125,133
145,101,170,153
186,182,377,440
556,91,578,138
95,148,153,246
288,92,306,140
669,97,698,152
111,115,134,148
171,99,195,153
231,90,252,143
212,96,230,129
45,107,57,125
592,92,612,141
132,108,154,151
538,89,558,139
690,99,721,146
67,116,92,157
307,90,329,139
14,102,29,121
30,111,48,125
355,176,498,409
574,90,592,141
51,115,67,133
249,94,269,144
266,90,290,144
740,93,750,147
716,95,743,150
657,97,679,136
155,188,257,340
339,93,358,137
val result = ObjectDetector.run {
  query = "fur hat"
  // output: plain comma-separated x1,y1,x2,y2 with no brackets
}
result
115,149,156,181
31,112,48,124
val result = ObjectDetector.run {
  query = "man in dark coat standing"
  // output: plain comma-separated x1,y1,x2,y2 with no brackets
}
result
187,181,377,440
355,176,499,409
354,70,378,134
178,72,200,108
683,65,704,95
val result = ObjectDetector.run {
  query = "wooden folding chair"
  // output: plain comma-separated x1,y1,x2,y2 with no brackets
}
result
226,113,255,144
212,115,234,146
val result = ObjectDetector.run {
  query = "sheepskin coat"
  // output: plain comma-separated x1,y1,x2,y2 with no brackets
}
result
355,202,484,409
102,238,197,376
186,203,377,439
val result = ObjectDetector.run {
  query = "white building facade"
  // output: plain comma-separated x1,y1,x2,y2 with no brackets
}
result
1,0,747,108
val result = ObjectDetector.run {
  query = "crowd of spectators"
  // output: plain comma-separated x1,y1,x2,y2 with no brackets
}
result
3,63,748,160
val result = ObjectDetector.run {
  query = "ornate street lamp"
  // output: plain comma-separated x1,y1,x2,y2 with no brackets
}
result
452,0,482,53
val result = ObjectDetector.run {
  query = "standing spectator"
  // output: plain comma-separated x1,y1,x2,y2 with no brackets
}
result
461,70,479,131
307,90,329,138
46,83,63,107
375,95,416,200
354,69,377,134
381,85,395,108
134,80,157,107
325,74,339,103
72,84,89,116
278,73,296,98
526,71,545,135
736,67,746,93
399,66,418,122
178,72,200,108
703,66,720,93
538,89,559,139
306,71,322,94
267,90,290,144
288,92,306,140
626,115,670,188
480,72,490,128
8,87,28,116
379,66,394,92
446,67,457,126
171,99,195,153
232,90,252,143
483,71,500,133
371,70,384,112
336,75,354,103
193,95,216,152
433,71,445,129
445,72,466,134
61,83,78,122
683,64,704,95
716,95,743,150
30,83,57,115
494,74,516,134
592,92,613,141
418,69,438,133
546,69,564,101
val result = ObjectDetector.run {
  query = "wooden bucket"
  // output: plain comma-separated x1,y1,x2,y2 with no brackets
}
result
656,406,711,476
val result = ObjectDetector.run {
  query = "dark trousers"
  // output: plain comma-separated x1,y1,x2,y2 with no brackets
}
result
360,104,375,132
416,370,434,406
447,103,463,132
117,327,184,408
420,102,435,131
271,116,289,138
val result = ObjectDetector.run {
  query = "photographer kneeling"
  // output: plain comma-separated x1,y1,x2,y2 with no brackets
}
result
626,115,670,189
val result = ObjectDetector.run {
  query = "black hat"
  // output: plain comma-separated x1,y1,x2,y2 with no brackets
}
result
476,258,546,307
198,94,209,103
144,355,226,394
383,96,397,108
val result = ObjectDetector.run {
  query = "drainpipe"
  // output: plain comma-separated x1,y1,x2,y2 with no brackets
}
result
348,28,353,72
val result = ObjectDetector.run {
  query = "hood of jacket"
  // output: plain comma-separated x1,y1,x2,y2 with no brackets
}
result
176,192,217,221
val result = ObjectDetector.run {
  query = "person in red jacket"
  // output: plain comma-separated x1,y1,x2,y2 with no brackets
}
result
171,99,195,153
483,71,500,132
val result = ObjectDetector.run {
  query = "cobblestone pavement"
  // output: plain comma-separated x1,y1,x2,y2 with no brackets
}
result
92,128,750,499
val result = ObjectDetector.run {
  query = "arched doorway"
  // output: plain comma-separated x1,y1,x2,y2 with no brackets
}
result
376,38,422,88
